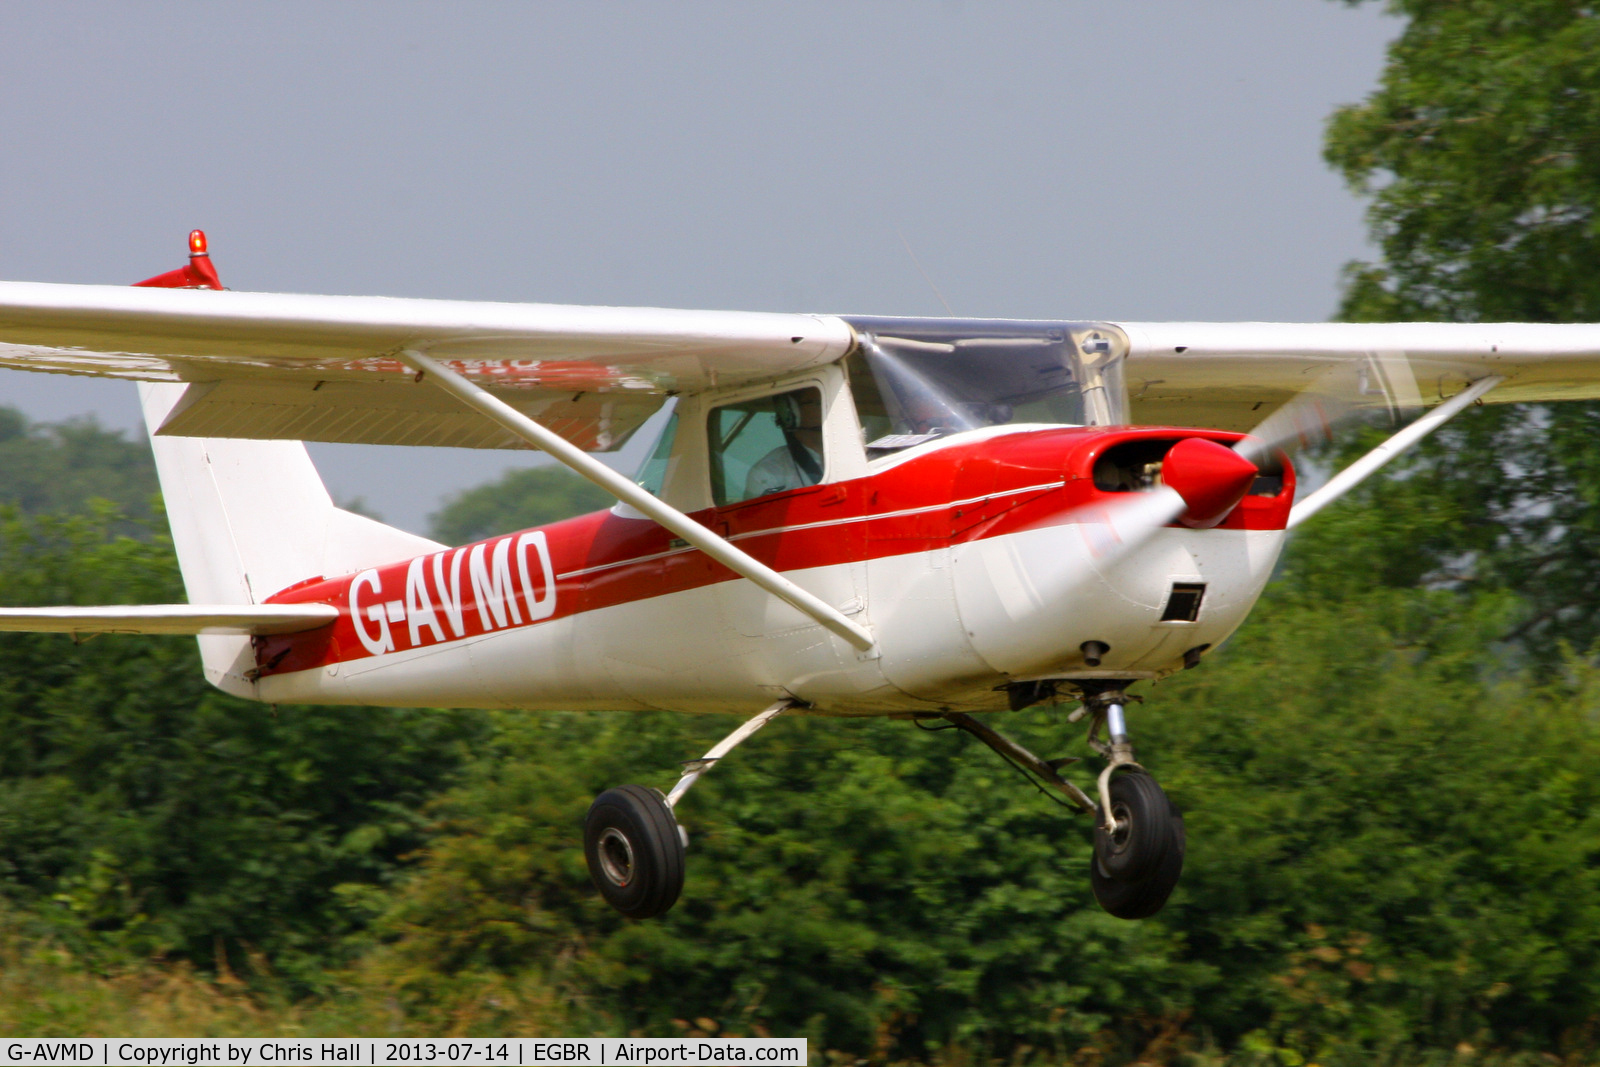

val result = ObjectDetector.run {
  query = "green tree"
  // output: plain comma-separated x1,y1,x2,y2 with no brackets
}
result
0,506,487,988
1327,1,1600,325
429,466,613,545
1325,1,1600,656
0,407,158,524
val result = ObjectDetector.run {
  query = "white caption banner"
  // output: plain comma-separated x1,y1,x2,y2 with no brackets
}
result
1,1041,806,1067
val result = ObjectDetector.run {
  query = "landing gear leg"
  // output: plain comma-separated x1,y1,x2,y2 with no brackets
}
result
583,699,794,919
1081,687,1184,919
938,684,1185,920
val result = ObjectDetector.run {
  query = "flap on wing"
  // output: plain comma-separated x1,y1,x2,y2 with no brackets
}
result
0,604,340,636
0,281,856,450
156,377,663,451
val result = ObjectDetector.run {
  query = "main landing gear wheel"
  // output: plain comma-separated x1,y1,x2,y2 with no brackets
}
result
582,699,795,920
584,785,685,919
1090,771,1185,920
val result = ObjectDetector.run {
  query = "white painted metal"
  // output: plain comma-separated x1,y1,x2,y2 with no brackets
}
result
1120,320,1600,357
1119,322,1600,385
570,560,891,715
665,700,793,808
0,280,853,406
1287,375,1503,529
865,544,991,705
256,520,1286,716
1118,322,1587,432
6,282,1600,392
12,280,1600,447
0,604,339,636
397,347,877,653
137,382,444,696
153,376,665,452
952,520,1284,683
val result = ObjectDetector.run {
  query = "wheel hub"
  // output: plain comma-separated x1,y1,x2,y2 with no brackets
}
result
1108,801,1133,849
597,827,635,887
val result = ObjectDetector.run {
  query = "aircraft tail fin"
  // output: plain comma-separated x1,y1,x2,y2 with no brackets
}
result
138,382,444,695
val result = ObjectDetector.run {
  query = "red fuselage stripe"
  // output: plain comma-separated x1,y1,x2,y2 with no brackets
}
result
256,426,1294,676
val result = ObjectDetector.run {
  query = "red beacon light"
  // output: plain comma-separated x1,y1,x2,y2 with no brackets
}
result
132,230,224,290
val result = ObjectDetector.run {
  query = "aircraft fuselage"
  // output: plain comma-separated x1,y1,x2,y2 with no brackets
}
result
252,424,1293,715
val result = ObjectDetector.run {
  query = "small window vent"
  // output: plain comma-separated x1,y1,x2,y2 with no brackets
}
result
1161,582,1206,622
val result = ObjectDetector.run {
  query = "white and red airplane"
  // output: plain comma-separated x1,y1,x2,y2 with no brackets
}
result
0,233,1594,921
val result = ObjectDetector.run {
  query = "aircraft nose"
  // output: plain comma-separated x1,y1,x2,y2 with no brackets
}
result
1161,437,1259,528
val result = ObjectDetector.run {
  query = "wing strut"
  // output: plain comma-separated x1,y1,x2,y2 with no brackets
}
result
1287,375,1503,530
397,348,877,652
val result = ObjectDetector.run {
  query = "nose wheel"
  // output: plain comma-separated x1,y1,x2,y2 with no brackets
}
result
940,683,1185,920
1090,770,1185,919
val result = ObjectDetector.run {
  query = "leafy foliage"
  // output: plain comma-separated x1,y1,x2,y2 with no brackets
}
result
0,506,487,987
1325,1,1600,658
0,407,158,525
1327,1,1600,325
429,466,613,545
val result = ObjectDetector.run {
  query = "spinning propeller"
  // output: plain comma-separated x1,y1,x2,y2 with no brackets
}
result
1066,355,1424,564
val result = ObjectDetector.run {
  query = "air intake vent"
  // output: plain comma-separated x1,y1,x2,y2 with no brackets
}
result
1161,582,1206,622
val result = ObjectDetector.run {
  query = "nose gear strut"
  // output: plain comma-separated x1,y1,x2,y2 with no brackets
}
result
937,681,1186,920
1080,686,1143,834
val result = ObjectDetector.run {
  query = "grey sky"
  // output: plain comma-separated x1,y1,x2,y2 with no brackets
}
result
0,2,1397,534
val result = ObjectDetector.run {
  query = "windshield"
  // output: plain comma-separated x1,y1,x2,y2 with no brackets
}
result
842,317,1130,454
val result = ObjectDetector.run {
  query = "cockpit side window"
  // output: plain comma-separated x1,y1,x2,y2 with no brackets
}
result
707,387,826,507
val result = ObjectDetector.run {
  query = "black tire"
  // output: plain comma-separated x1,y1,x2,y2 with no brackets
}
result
1091,806,1186,920
584,785,686,919
1093,770,1177,882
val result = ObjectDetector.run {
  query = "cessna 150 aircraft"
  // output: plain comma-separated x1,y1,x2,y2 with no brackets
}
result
0,233,1595,921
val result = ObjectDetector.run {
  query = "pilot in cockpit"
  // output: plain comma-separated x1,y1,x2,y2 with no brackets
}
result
744,390,825,499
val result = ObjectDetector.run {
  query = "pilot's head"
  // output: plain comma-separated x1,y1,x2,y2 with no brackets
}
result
777,390,824,436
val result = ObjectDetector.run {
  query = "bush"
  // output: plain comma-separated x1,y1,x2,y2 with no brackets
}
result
0,506,488,988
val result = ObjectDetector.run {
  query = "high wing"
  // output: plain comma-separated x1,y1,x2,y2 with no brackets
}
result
7,280,1600,446
1117,320,1600,430
0,604,339,637
0,282,853,451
